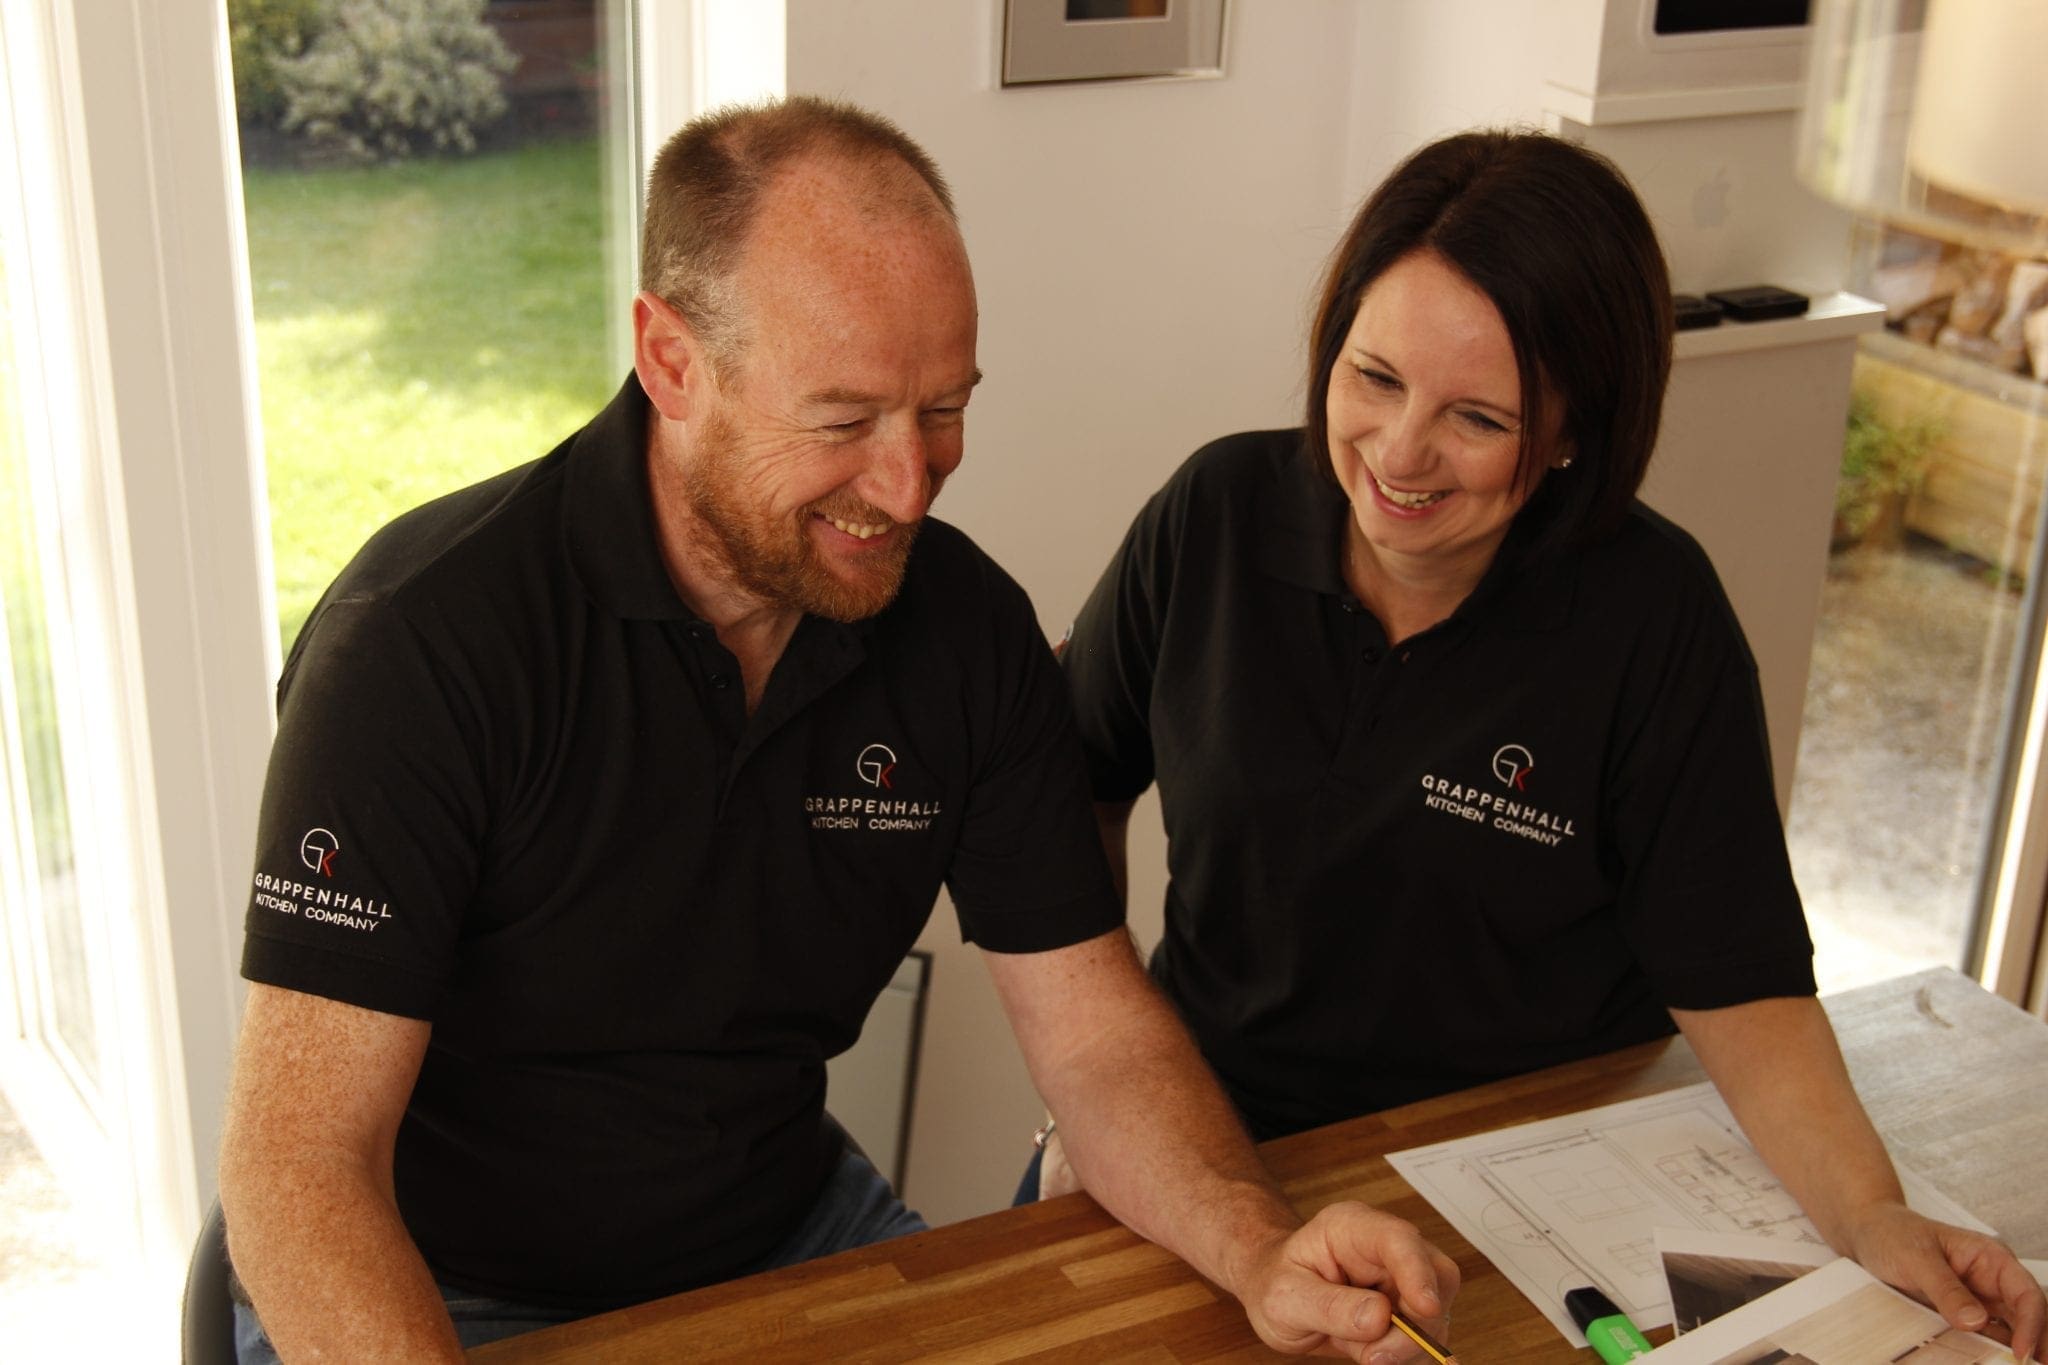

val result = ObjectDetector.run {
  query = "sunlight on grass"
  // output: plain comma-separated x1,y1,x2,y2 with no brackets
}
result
243,138,619,646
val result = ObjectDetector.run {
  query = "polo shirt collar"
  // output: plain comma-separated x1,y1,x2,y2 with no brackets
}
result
562,375,876,657
1253,433,1349,594
1255,432,1574,634
564,373,694,620
1460,515,1573,634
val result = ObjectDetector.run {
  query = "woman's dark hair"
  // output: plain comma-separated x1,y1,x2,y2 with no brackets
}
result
1305,130,1673,557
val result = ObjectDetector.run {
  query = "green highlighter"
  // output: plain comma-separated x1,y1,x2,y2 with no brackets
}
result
1566,1287,1652,1363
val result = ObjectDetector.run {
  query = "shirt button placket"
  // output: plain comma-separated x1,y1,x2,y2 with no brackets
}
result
682,621,745,749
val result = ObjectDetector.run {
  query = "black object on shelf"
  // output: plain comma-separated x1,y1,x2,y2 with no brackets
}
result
1674,294,1725,330
1705,285,1810,322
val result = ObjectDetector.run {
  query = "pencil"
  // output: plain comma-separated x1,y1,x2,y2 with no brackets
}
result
1389,1307,1459,1363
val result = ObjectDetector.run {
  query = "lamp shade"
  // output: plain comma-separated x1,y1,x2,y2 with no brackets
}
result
1799,0,2048,255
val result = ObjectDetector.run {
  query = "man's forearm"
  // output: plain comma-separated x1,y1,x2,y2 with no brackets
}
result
219,985,451,1359
1048,1003,1300,1289
222,1157,463,1362
997,930,1301,1292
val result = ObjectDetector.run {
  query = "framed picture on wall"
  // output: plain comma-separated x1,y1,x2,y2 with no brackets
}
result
1001,0,1227,87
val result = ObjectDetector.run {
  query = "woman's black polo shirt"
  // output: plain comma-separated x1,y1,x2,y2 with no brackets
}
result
1063,429,1815,1140
240,376,1120,1309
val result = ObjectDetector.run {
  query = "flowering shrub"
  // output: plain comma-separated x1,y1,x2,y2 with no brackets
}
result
228,0,331,126
273,0,517,160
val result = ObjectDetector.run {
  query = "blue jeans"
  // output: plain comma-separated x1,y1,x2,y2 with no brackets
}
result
1013,1143,1046,1205
231,1138,925,1361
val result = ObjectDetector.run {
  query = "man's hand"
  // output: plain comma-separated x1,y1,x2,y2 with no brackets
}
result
1845,1202,2044,1363
1231,1203,1461,1362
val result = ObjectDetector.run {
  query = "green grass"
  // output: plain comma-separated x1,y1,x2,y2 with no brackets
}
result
242,137,620,647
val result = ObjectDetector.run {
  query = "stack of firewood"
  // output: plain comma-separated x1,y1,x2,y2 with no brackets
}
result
1861,225,2048,381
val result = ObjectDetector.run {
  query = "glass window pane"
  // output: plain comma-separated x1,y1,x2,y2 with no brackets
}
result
0,213,99,1091
1786,219,2047,992
229,0,629,648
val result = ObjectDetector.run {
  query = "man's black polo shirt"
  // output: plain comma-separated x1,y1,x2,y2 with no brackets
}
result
241,376,1120,1309
1063,429,1814,1140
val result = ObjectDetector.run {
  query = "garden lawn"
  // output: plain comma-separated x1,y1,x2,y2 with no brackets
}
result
242,136,619,648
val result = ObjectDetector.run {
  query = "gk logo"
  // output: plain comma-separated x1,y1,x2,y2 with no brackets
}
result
299,827,340,877
855,744,897,790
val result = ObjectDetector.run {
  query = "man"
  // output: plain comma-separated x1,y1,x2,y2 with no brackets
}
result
219,97,1458,1362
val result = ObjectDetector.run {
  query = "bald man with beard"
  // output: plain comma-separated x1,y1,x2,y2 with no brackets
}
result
218,96,1460,1364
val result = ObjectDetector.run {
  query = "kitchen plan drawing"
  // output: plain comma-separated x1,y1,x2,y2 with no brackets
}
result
1387,1082,1984,1346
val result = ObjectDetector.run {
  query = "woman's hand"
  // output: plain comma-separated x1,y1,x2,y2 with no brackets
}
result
1845,1201,2043,1362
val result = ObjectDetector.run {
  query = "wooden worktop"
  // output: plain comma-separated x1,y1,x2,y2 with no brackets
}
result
475,967,2048,1362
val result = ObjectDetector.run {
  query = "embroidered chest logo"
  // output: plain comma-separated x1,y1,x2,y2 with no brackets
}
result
805,741,942,834
252,826,395,932
1418,742,1578,848
855,743,897,789
1491,744,1534,791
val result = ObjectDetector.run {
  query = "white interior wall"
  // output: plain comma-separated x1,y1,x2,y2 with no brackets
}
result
785,0,1365,1225
1338,0,1558,200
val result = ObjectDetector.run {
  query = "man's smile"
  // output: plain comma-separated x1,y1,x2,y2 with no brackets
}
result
819,511,895,540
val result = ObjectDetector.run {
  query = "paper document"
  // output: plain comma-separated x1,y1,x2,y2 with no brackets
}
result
1641,1256,2014,1362
1387,1081,1988,1346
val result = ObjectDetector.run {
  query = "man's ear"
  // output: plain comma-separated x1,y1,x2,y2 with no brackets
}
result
633,291,705,421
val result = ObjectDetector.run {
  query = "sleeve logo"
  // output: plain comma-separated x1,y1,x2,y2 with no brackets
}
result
299,827,341,876
253,826,393,930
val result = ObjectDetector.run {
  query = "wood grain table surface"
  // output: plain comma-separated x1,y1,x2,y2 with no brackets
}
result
474,967,2048,1362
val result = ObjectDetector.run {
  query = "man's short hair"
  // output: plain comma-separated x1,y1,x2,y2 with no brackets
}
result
641,95,956,365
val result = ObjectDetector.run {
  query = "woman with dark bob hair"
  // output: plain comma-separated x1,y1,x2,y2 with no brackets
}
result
1036,129,2042,1355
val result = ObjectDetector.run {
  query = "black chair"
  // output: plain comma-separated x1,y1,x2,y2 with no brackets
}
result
181,1198,237,1364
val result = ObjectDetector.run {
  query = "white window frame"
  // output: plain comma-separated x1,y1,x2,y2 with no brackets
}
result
0,0,277,1282
0,0,750,1278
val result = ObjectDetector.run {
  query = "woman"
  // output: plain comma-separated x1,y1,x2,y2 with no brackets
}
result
1040,130,2043,1356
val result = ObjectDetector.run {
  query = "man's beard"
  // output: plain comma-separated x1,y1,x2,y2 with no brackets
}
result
683,410,921,623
